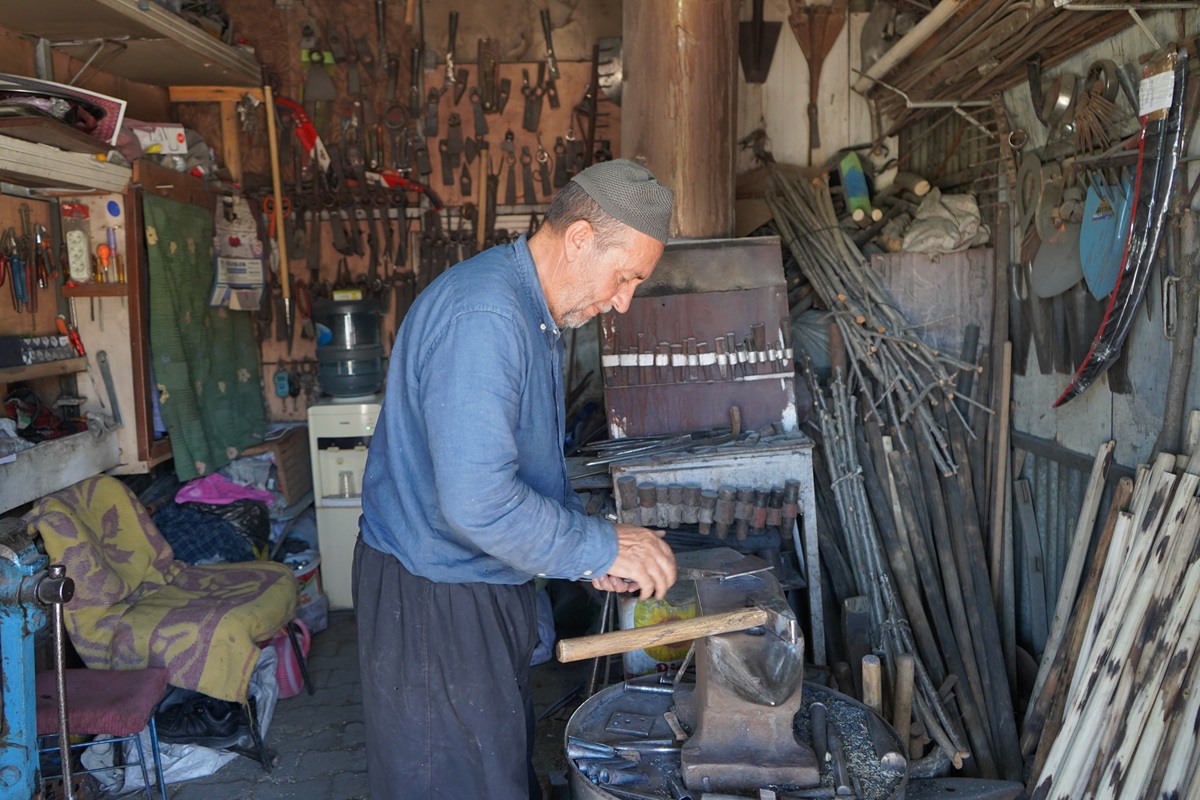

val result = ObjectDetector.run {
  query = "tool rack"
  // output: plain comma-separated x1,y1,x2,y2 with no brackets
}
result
610,437,825,667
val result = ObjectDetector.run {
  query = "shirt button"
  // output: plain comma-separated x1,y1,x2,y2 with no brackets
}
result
552,328,559,334
582,569,593,576
537,573,547,578
540,323,547,330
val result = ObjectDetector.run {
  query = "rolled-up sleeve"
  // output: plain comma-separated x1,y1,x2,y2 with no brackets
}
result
419,309,618,579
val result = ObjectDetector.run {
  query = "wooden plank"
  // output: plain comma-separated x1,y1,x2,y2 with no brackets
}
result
1036,481,1198,798
0,429,120,514
862,654,883,716
0,116,109,154
131,159,210,207
988,341,1012,606
62,283,128,298
169,86,265,103
218,100,242,184
0,357,87,383
857,427,946,686
1013,479,1048,654
1023,478,1133,782
842,596,871,701
0,134,130,193
892,652,915,758
943,403,1023,781
912,441,998,777
1022,439,1115,728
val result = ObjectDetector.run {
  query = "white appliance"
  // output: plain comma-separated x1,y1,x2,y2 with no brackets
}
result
308,397,380,610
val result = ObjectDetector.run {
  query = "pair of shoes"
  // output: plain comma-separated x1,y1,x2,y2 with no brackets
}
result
155,695,247,749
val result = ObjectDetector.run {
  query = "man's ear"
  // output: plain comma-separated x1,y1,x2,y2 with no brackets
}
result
562,219,594,264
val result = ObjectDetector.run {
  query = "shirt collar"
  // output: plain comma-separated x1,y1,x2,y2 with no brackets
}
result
511,234,561,338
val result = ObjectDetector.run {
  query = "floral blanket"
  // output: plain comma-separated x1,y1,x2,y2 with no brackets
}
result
25,476,296,703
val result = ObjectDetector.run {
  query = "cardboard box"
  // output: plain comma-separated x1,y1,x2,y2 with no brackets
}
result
242,427,312,506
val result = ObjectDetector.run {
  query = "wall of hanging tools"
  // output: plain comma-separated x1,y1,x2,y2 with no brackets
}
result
178,1,622,421
997,11,1200,470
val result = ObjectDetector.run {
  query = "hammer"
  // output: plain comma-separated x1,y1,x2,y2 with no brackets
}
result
555,605,771,663
556,551,779,664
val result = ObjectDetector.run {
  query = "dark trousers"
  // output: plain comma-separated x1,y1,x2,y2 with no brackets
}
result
353,537,542,800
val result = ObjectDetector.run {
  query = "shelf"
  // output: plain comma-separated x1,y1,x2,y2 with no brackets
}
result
0,356,87,383
0,0,260,88
0,428,120,513
63,283,128,298
0,134,131,193
0,115,110,154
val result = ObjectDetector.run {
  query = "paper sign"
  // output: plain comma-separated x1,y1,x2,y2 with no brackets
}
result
1139,70,1175,117
133,124,188,154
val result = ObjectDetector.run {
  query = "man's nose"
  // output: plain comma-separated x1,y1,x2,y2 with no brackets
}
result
611,284,636,313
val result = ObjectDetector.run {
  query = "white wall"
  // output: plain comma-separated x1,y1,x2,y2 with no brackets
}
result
735,2,890,175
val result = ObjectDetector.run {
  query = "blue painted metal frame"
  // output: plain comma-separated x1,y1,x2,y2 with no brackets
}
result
0,524,50,798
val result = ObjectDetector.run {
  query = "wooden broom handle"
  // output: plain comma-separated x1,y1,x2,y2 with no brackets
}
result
555,607,769,663
262,83,290,300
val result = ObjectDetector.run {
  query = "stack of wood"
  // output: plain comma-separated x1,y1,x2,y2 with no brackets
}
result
848,172,933,253
1024,444,1200,799
766,168,979,475
809,369,1023,781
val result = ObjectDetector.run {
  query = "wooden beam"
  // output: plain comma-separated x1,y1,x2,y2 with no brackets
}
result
168,86,264,103
167,86,260,183
219,100,242,184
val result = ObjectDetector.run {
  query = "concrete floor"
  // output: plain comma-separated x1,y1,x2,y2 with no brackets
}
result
166,608,590,800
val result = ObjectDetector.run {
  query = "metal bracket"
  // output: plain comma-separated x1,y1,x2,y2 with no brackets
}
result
851,69,994,135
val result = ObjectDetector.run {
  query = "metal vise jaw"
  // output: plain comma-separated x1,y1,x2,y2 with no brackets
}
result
675,561,819,793
0,517,73,798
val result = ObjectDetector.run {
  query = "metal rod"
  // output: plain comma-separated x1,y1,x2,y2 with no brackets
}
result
586,592,614,697
1058,1,1200,9
50,564,74,800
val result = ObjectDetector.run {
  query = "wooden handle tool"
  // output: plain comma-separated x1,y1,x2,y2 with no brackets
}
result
555,607,769,663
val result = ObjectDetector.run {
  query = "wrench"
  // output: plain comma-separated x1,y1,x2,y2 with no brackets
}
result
469,88,489,137
521,146,537,205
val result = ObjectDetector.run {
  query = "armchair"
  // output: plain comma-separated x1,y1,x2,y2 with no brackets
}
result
24,475,296,703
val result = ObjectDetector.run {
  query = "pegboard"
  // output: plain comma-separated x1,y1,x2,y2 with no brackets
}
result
0,195,59,340
415,60,620,209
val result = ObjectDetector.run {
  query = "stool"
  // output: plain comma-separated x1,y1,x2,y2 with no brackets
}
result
36,668,170,800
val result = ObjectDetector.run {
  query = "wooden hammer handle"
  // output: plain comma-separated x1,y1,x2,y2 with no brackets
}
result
555,607,769,664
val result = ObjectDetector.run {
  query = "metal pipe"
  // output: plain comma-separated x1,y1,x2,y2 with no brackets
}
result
49,565,73,800
853,0,966,94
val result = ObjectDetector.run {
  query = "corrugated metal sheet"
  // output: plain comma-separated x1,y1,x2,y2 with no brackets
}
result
1012,436,1127,655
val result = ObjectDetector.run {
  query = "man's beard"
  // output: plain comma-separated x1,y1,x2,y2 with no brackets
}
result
561,303,612,329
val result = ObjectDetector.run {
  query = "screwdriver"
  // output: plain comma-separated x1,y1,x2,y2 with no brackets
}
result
56,314,85,356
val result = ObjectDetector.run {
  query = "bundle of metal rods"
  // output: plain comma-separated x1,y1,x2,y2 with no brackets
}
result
766,168,982,474
866,3,1132,136
810,363,1026,781
811,373,971,771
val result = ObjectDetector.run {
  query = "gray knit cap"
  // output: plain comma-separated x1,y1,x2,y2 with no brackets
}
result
570,159,675,243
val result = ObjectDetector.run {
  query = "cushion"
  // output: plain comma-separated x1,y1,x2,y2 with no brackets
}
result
36,668,170,737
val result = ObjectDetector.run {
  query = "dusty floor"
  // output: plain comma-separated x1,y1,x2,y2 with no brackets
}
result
167,601,597,800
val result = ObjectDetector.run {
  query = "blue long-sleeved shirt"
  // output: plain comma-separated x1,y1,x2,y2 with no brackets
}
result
359,235,619,584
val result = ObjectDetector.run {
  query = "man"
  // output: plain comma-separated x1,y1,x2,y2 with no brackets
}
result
354,159,679,799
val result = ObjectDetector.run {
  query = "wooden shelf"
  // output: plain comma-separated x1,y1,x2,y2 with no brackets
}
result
0,116,110,154
0,356,87,383
63,283,128,298
0,0,260,87
0,134,131,193
0,428,120,513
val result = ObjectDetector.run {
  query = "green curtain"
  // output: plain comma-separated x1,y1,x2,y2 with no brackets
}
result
143,193,266,480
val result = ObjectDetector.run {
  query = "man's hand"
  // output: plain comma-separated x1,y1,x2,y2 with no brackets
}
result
592,524,677,600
